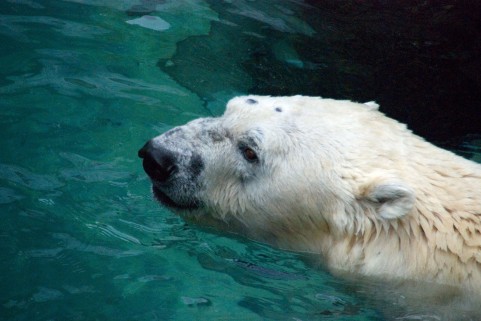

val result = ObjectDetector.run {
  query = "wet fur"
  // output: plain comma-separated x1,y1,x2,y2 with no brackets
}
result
145,95,481,290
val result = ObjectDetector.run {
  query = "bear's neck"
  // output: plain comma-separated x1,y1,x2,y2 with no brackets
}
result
334,140,481,287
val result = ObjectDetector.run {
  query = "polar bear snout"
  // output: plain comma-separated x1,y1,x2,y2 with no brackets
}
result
138,141,178,183
138,135,205,210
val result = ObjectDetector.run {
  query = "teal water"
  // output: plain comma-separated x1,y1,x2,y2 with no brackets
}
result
0,1,480,321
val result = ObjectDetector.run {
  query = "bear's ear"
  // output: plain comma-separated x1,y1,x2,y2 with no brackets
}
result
363,101,379,110
361,179,415,220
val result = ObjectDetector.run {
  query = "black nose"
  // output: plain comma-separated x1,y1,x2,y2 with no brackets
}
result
138,141,177,182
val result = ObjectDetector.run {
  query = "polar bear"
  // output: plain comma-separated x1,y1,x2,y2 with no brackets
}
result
138,95,481,289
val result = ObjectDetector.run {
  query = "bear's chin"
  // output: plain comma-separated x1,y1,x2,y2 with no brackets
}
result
152,185,200,211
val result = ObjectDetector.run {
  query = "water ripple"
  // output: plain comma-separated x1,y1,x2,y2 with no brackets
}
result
126,15,171,31
26,248,63,258
59,152,132,184
118,218,170,234
226,1,315,36
86,223,141,245
0,163,63,191
6,0,45,9
52,233,143,258
32,287,63,303
0,186,24,204
0,15,109,42
0,49,187,102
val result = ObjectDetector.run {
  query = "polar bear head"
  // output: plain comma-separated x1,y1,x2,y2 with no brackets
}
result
138,96,417,251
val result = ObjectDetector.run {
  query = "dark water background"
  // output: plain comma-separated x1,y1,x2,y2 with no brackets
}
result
0,1,480,320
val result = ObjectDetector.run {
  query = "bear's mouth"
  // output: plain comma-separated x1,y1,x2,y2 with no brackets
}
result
152,185,200,211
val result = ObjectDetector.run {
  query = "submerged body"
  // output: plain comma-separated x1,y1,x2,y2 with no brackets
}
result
139,95,481,289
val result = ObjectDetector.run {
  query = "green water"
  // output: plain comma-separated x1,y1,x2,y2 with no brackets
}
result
1,1,480,320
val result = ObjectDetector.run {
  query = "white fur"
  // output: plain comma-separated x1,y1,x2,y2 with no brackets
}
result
153,95,481,289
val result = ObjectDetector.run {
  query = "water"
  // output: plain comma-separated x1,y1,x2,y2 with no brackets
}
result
0,1,480,320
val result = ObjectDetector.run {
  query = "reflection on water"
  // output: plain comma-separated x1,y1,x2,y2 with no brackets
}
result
0,0,480,320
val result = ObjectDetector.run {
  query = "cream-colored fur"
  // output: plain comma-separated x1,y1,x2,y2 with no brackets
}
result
149,95,481,289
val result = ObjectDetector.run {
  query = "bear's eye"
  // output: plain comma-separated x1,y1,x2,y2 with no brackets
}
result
241,147,258,163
